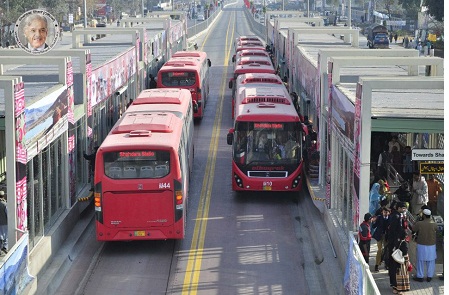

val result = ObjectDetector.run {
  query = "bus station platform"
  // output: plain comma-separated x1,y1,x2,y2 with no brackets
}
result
305,174,445,295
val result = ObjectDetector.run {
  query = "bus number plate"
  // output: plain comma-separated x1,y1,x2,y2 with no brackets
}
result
263,182,272,191
134,231,146,237
159,182,171,189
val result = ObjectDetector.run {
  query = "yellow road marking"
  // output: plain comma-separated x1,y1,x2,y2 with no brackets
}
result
182,10,236,295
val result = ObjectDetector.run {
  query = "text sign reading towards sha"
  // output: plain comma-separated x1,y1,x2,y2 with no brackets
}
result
411,149,444,161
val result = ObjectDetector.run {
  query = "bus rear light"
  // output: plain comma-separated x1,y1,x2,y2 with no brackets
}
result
175,191,183,205
94,192,101,208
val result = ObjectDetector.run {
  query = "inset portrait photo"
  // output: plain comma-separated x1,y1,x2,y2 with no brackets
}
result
14,10,60,54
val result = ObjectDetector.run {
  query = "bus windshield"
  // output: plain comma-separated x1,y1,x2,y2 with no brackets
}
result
103,150,170,179
233,122,301,165
160,71,196,87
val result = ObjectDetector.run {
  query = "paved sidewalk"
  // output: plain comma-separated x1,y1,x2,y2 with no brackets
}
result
305,175,445,294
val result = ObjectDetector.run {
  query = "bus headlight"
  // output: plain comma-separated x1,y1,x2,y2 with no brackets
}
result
234,174,243,187
292,176,301,188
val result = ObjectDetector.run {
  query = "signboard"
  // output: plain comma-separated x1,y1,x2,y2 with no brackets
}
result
412,149,444,161
68,13,74,24
420,162,444,174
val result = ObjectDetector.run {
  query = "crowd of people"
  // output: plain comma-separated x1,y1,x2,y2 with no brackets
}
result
372,134,442,216
360,181,441,294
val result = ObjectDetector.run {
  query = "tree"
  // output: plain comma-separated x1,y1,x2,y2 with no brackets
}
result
398,0,420,20
422,0,444,22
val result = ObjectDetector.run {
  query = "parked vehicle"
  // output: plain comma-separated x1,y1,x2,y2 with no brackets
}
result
366,25,389,49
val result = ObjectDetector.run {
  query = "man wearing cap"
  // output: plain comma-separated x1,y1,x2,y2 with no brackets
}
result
0,191,7,254
412,208,437,282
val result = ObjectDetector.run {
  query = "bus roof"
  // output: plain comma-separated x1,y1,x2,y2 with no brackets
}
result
236,73,283,85
236,36,262,43
240,86,292,105
235,101,300,122
234,63,275,75
101,112,183,150
113,112,177,134
236,40,264,47
163,59,199,67
236,50,270,58
128,89,192,119
172,51,207,59
235,85,297,122
235,44,266,53
134,88,191,105
235,56,273,66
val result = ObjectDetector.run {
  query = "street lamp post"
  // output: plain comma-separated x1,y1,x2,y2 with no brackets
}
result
84,0,88,28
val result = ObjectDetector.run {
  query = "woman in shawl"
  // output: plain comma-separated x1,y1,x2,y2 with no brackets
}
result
369,182,382,216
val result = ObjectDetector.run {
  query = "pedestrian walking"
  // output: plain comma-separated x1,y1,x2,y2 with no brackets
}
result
372,207,391,272
394,181,412,204
411,172,428,215
389,32,393,43
369,182,382,216
0,191,7,254
385,202,409,267
377,146,391,179
402,146,414,184
394,33,398,43
388,230,410,295
412,208,438,282
417,42,423,55
358,213,373,264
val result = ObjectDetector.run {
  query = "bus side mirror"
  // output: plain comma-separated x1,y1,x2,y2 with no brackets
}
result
227,128,234,145
232,55,235,62
228,79,233,89
207,59,211,67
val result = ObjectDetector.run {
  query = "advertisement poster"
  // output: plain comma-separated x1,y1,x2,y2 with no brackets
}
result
14,82,28,232
0,234,34,294
90,48,136,108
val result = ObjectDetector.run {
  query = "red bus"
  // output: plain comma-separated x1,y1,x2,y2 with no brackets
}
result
226,85,303,192
234,55,273,70
228,62,276,100
94,88,194,241
234,49,270,61
235,36,263,43
232,43,266,62
157,51,210,119
231,73,284,119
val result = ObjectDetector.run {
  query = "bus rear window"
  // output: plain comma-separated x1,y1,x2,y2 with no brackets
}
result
103,150,170,179
161,71,196,87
